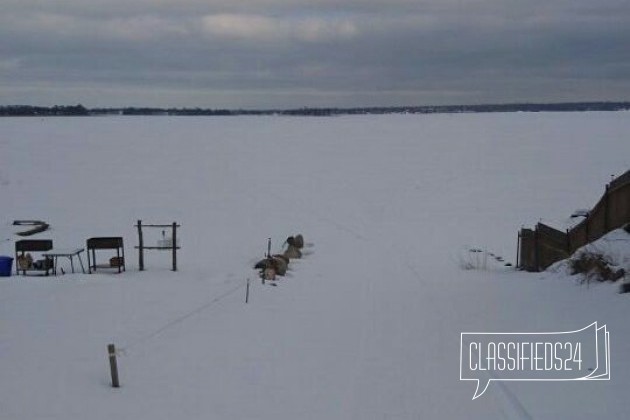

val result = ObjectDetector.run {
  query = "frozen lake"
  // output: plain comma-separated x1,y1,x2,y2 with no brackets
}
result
1,111,629,419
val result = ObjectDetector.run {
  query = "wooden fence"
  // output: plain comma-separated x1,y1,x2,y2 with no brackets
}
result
518,169,630,272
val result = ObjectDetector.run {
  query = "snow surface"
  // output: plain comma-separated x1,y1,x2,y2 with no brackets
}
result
1,112,629,419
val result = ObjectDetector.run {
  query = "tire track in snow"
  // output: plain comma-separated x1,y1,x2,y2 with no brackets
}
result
120,281,246,354
355,224,534,418
494,380,533,419
316,216,369,241
464,340,533,419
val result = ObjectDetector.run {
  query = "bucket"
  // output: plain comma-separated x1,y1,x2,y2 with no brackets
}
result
0,256,14,277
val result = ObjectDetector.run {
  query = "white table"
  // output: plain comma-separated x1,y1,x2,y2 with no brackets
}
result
42,248,86,275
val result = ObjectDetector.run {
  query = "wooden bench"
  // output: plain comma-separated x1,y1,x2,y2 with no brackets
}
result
87,237,125,274
15,239,54,276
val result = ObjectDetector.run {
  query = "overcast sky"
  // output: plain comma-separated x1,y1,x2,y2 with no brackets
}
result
1,0,629,109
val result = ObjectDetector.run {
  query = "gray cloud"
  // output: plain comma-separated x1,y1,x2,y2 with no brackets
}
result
1,0,629,108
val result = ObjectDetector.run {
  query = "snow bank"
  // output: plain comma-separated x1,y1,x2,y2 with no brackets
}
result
547,227,630,284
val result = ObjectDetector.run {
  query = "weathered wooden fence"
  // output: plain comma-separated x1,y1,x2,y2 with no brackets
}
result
518,169,630,272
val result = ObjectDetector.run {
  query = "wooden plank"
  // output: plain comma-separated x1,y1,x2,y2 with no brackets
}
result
134,224,181,228
87,237,123,249
134,246,181,250
15,239,53,252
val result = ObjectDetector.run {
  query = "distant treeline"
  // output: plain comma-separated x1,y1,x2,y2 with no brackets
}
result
2,102,630,117
1,104,90,116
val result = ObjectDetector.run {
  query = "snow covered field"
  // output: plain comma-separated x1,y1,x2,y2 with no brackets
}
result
1,112,629,419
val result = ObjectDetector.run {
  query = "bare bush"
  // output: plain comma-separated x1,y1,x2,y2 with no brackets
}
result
570,251,625,283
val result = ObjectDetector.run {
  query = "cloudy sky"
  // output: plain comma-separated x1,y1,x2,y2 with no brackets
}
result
1,0,629,109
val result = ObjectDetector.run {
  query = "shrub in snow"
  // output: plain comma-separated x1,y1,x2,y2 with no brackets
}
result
457,249,485,270
569,251,625,283
547,228,630,288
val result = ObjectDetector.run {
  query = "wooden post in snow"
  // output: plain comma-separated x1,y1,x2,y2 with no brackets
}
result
137,220,144,271
107,343,120,388
172,222,178,271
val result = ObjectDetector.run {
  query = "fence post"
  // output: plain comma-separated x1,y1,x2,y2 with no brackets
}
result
604,184,610,232
516,230,521,270
245,278,250,303
137,220,144,271
107,343,120,388
172,222,177,272
585,216,590,243
534,225,540,272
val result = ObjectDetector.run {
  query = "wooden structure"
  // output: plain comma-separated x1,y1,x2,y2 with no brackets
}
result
135,220,180,271
518,168,630,272
15,239,53,276
87,237,125,274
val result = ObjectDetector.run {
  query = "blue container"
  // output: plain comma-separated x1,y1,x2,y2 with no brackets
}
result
0,256,13,276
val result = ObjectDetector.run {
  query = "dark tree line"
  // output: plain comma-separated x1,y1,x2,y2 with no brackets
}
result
0,104,88,116
2,102,629,117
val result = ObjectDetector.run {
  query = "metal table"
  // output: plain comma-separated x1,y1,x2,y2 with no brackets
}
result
42,248,86,275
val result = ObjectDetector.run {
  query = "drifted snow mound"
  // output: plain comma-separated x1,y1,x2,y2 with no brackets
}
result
547,228,630,283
